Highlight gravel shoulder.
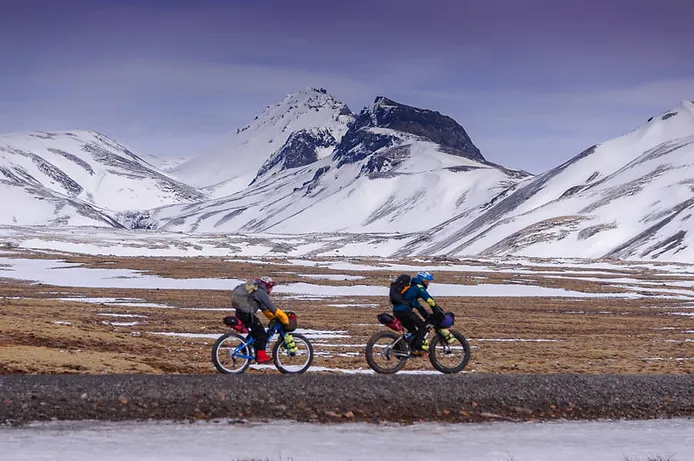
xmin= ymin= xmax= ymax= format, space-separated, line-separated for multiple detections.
xmin=2 ymin=374 xmax=694 ymax=425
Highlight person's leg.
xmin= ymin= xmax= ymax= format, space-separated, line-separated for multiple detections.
xmin=412 ymin=318 xmax=427 ymax=352
xmin=236 ymin=311 xmax=268 ymax=351
xmin=394 ymin=310 xmax=425 ymax=350
xmin=249 ymin=314 xmax=268 ymax=351
xmin=237 ymin=311 xmax=271 ymax=362
xmin=235 ymin=311 xmax=252 ymax=330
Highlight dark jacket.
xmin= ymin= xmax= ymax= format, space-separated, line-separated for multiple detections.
xmin=231 ymin=282 xmax=279 ymax=314
xmin=392 ymin=276 xmax=437 ymax=318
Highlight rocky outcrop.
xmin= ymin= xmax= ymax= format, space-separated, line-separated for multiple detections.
xmin=252 ymin=128 xmax=338 ymax=183
xmin=333 ymin=97 xmax=483 ymax=168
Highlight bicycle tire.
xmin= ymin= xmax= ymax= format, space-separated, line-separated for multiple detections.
xmin=365 ymin=330 xmax=409 ymax=374
xmin=428 ymin=329 xmax=471 ymax=374
xmin=211 ymin=332 xmax=252 ymax=374
xmin=272 ymin=333 xmax=313 ymax=374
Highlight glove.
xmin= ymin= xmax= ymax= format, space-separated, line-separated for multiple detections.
xmin=273 ymin=308 xmax=290 ymax=326
xmin=262 ymin=309 xmax=274 ymax=320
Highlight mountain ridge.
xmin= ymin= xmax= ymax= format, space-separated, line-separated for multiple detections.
xmin=405 ymin=101 xmax=694 ymax=260
xmin=1 ymin=90 xmax=693 ymax=262
xmin=169 ymin=87 xmax=354 ymax=198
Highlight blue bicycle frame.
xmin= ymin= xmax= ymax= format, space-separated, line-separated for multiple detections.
xmin=231 ymin=321 xmax=288 ymax=361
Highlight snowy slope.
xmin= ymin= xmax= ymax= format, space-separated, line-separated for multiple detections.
xmin=137 ymin=153 xmax=189 ymax=172
xmin=0 ymin=182 xmax=123 ymax=227
xmin=0 ymin=130 xmax=204 ymax=226
xmin=411 ymin=101 xmax=694 ymax=260
xmin=149 ymin=98 xmax=528 ymax=234
xmin=169 ymin=87 xmax=354 ymax=198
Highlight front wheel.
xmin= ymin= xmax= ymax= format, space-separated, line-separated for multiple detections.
xmin=211 ymin=333 xmax=251 ymax=374
xmin=273 ymin=333 xmax=313 ymax=374
xmin=365 ymin=331 xmax=409 ymax=374
xmin=428 ymin=329 xmax=471 ymax=374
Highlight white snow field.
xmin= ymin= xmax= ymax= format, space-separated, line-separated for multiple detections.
xmin=1 ymin=419 xmax=693 ymax=461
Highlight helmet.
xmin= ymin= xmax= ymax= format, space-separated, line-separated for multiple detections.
xmin=256 ymin=276 xmax=277 ymax=292
xmin=416 ymin=271 xmax=434 ymax=283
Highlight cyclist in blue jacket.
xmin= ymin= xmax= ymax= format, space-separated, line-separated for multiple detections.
xmin=392 ymin=271 xmax=438 ymax=356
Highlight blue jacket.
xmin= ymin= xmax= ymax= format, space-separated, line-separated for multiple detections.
xmin=392 ymin=277 xmax=437 ymax=318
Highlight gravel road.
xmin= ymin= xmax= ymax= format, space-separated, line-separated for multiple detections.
xmin=2 ymin=374 xmax=693 ymax=425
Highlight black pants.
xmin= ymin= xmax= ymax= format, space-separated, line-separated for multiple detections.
xmin=235 ymin=311 xmax=268 ymax=351
xmin=394 ymin=310 xmax=426 ymax=350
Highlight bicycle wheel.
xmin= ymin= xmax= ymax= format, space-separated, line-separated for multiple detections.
xmin=365 ymin=331 xmax=409 ymax=374
xmin=272 ymin=333 xmax=313 ymax=374
xmin=428 ymin=329 xmax=471 ymax=374
xmin=211 ymin=332 xmax=251 ymax=374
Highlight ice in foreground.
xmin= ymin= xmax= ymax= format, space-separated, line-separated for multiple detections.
xmin=1 ymin=419 xmax=693 ymax=461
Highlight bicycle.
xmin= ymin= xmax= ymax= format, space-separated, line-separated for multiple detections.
xmin=365 ymin=312 xmax=471 ymax=374
xmin=211 ymin=314 xmax=314 ymax=374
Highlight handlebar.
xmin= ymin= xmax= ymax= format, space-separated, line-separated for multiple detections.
xmin=267 ymin=319 xmax=289 ymax=334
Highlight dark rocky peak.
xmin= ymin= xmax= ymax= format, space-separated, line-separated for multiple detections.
xmin=332 ymin=96 xmax=484 ymax=168
xmin=357 ymin=96 xmax=484 ymax=162
xmin=252 ymin=128 xmax=337 ymax=184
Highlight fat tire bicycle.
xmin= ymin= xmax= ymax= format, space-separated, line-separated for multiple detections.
xmin=365 ymin=313 xmax=471 ymax=374
xmin=212 ymin=317 xmax=314 ymax=374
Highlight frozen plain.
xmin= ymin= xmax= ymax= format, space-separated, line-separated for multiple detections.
xmin=1 ymin=418 xmax=693 ymax=461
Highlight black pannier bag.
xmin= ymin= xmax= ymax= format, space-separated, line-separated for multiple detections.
xmin=377 ymin=312 xmax=403 ymax=331
xmin=223 ymin=315 xmax=249 ymax=333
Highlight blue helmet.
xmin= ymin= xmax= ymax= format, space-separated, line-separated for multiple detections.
xmin=416 ymin=271 xmax=434 ymax=282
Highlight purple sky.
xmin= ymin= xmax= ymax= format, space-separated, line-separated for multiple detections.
xmin=1 ymin=0 xmax=693 ymax=173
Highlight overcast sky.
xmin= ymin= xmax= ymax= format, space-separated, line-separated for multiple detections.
xmin=1 ymin=0 xmax=692 ymax=173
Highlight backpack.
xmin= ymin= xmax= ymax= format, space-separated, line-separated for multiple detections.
xmin=230 ymin=282 xmax=258 ymax=312
xmin=389 ymin=274 xmax=411 ymax=305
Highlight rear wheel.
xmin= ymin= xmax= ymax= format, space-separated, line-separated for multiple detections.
xmin=365 ymin=331 xmax=409 ymax=374
xmin=211 ymin=333 xmax=251 ymax=374
xmin=273 ymin=333 xmax=313 ymax=374
xmin=428 ymin=329 xmax=471 ymax=374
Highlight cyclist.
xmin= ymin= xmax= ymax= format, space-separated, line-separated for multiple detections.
xmin=231 ymin=276 xmax=290 ymax=363
xmin=392 ymin=271 xmax=439 ymax=356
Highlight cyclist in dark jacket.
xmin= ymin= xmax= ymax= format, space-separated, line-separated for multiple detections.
xmin=392 ymin=271 xmax=437 ymax=355
xmin=231 ymin=276 xmax=290 ymax=363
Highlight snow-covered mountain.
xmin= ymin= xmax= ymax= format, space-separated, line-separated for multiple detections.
xmin=148 ymin=96 xmax=528 ymax=233
xmin=3 ymin=88 xmax=693 ymax=263
xmin=0 ymin=131 xmax=204 ymax=227
xmin=169 ymin=87 xmax=355 ymax=198
xmin=405 ymin=100 xmax=694 ymax=261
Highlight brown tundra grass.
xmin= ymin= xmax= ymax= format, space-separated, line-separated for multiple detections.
xmin=1 ymin=250 xmax=692 ymax=375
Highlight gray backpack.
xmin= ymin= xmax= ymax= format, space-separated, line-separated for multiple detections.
xmin=231 ymin=282 xmax=258 ymax=313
